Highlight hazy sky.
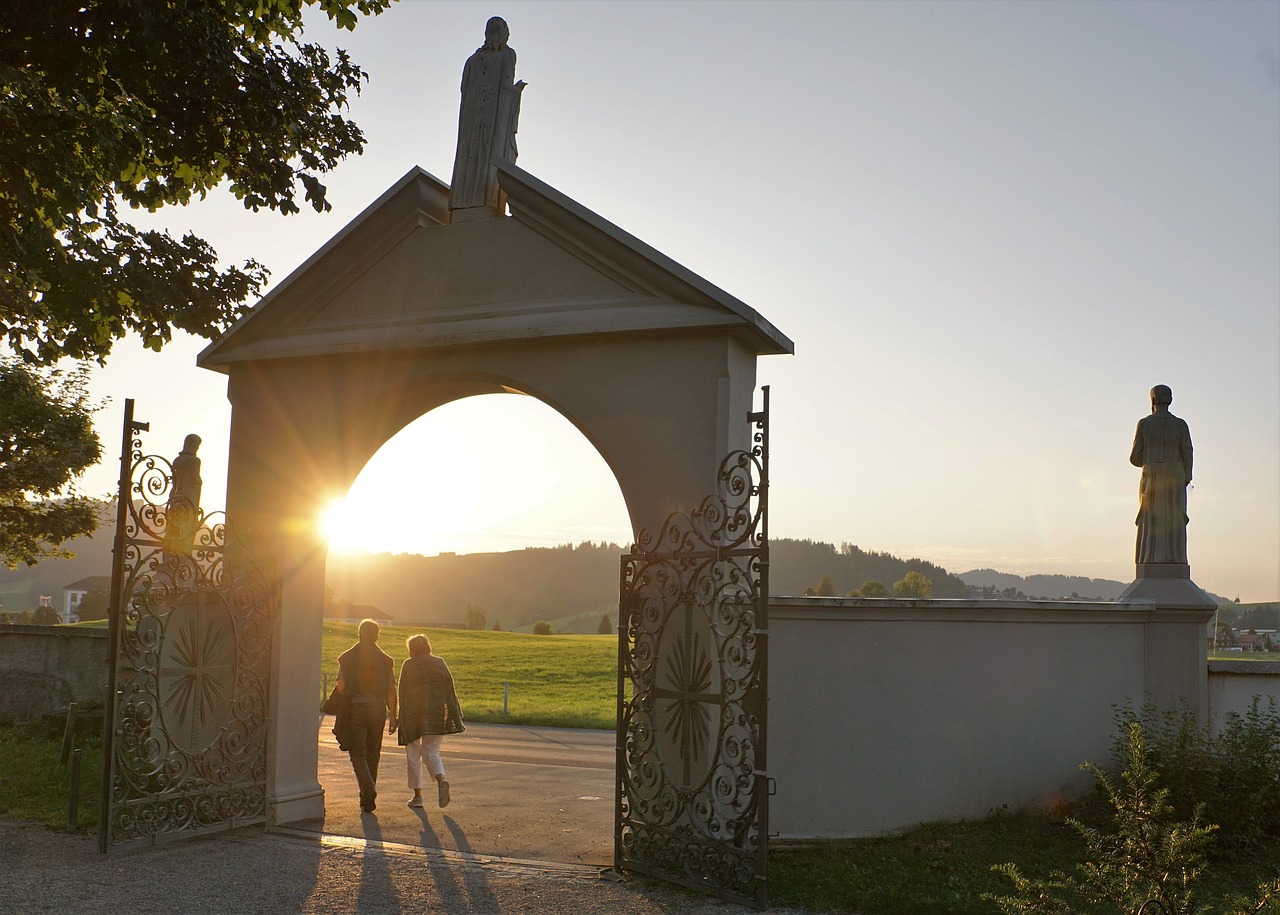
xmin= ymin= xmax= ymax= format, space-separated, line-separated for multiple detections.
xmin=78 ymin=1 xmax=1279 ymax=600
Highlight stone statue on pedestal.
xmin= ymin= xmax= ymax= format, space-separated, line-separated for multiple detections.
xmin=165 ymin=434 xmax=203 ymax=554
xmin=1129 ymin=385 xmax=1193 ymax=567
xmin=450 ymin=17 xmax=526 ymax=213
xmin=1118 ymin=385 xmax=1213 ymax=611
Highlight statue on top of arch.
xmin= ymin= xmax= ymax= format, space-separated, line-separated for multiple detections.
xmin=449 ymin=16 xmax=526 ymax=214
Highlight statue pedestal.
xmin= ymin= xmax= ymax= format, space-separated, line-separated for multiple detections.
xmin=1120 ymin=565 xmax=1215 ymax=722
xmin=450 ymin=204 xmax=502 ymax=223
xmin=1120 ymin=564 xmax=1215 ymax=610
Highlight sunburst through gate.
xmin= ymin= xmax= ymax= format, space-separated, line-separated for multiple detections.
xmin=99 ymin=400 xmax=275 ymax=852
xmin=615 ymin=387 xmax=770 ymax=909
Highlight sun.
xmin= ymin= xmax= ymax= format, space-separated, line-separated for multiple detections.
xmin=320 ymin=499 xmax=362 ymax=552
xmin=315 ymin=394 xmax=632 ymax=557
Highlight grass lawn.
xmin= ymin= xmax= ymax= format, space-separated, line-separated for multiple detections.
xmin=322 ymin=623 xmax=617 ymax=730
xmin=768 ymin=811 xmax=1280 ymax=914
xmin=0 ymin=720 xmax=101 ymax=832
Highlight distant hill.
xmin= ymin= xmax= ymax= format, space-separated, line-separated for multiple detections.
xmin=328 ymin=537 xmax=971 ymax=629
xmin=768 ymin=539 xmax=970 ymax=599
xmin=326 ymin=543 xmax=623 ymax=631
xmin=958 ymin=569 xmax=1130 ymax=600
xmin=958 ymin=568 xmax=1231 ymax=605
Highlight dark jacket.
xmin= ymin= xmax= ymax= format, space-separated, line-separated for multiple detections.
xmin=333 ymin=641 xmax=395 ymax=749
xmin=397 ymin=654 xmax=464 ymax=745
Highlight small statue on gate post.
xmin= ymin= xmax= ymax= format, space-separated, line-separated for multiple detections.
xmin=164 ymin=434 xmax=203 ymax=555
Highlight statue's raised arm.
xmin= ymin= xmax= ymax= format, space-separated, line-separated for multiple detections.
xmin=450 ymin=17 xmax=526 ymax=213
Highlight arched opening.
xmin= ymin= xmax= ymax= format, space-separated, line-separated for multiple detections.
xmin=314 ymin=392 xmax=630 ymax=864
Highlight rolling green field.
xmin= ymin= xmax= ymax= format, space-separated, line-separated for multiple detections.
xmin=321 ymin=623 xmax=618 ymax=730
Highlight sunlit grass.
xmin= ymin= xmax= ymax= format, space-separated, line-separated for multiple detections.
xmin=321 ymin=623 xmax=617 ymax=729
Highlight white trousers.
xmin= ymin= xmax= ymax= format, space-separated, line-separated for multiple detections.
xmin=406 ymin=735 xmax=445 ymax=788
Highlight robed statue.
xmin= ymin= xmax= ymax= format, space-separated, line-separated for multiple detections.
xmin=1129 ymin=385 xmax=1193 ymax=565
xmin=164 ymin=434 xmax=203 ymax=554
xmin=450 ymin=17 xmax=525 ymax=212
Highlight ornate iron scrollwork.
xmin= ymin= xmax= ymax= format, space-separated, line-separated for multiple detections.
xmin=616 ymin=389 xmax=770 ymax=908
xmin=100 ymin=401 xmax=273 ymax=852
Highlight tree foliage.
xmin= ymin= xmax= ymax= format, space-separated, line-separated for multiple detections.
xmin=463 ymin=603 xmax=486 ymax=631
xmin=597 ymin=613 xmax=613 ymax=635
xmin=532 ymin=620 xmax=552 ymax=636
xmin=1 ymin=0 xmax=392 ymax=365
xmin=851 ymin=580 xmax=888 ymax=598
xmin=893 ymin=571 xmax=933 ymax=598
xmin=31 ymin=604 xmax=59 ymax=625
xmin=0 ymin=359 xmax=102 ymax=566
xmin=990 ymin=722 xmax=1219 ymax=915
xmin=74 ymin=589 xmax=110 ymax=622
xmin=803 ymin=573 xmax=837 ymax=597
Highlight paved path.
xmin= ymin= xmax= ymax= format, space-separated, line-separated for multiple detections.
xmin=314 ymin=719 xmax=615 ymax=865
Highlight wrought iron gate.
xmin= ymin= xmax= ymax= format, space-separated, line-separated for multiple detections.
xmin=99 ymin=400 xmax=274 ymax=852
xmin=616 ymin=388 xmax=770 ymax=908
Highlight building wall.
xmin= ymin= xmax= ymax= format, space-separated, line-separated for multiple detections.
xmin=767 ymin=597 xmax=1216 ymax=838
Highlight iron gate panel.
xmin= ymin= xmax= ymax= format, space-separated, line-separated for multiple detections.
xmin=616 ymin=390 xmax=770 ymax=908
xmin=100 ymin=402 xmax=273 ymax=852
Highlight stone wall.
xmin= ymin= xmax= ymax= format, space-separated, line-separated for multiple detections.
xmin=0 ymin=625 xmax=108 ymax=721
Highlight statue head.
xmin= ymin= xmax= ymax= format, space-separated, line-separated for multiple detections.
xmin=483 ymin=16 xmax=509 ymax=51
xmin=182 ymin=434 xmax=202 ymax=454
xmin=1150 ymin=385 xmax=1173 ymax=411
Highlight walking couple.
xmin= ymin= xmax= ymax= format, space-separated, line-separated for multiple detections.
xmin=334 ymin=620 xmax=465 ymax=812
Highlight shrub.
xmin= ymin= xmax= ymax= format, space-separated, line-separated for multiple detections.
xmin=532 ymin=620 xmax=552 ymax=635
xmin=1114 ymin=697 xmax=1280 ymax=857
xmin=990 ymin=721 xmax=1217 ymax=915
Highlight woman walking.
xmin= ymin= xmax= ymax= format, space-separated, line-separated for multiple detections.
xmin=397 ymin=634 xmax=465 ymax=808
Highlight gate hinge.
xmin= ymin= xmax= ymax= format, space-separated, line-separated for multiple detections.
xmin=767 ymin=777 xmax=777 ymax=797
xmin=754 ymin=627 xmax=767 ymax=636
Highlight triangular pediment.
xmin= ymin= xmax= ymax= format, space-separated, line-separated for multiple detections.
xmin=198 ymin=163 xmax=792 ymax=369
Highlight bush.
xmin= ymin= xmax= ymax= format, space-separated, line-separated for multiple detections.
xmin=1114 ymin=697 xmax=1280 ymax=857
xmin=990 ymin=722 xmax=1253 ymax=915
xmin=532 ymin=620 xmax=552 ymax=635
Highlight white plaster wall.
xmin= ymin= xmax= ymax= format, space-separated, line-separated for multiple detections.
xmin=1207 ymin=660 xmax=1280 ymax=735
xmin=768 ymin=598 xmax=1212 ymax=838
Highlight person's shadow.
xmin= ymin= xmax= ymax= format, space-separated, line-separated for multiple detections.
xmin=409 ymin=808 xmax=498 ymax=910
xmin=355 ymin=814 xmax=403 ymax=911
xmin=446 ymin=816 xmax=501 ymax=910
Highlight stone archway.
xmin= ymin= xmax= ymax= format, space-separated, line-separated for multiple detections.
xmin=197 ymin=161 xmax=791 ymax=828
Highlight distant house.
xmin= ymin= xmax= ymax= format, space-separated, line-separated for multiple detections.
xmin=1236 ymin=630 xmax=1277 ymax=653
xmin=1208 ymin=621 xmax=1238 ymax=650
xmin=323 ymin=601 xmax=393 ymax=625
xmin=62 ymin=575 xmax=112 ymax=624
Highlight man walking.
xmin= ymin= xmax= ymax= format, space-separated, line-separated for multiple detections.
xmin=336 ymin=619 xmax=398 ymax=813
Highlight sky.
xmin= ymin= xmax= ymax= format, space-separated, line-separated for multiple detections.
xmin=76 ymin=1 xmax=1279 ymax=601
